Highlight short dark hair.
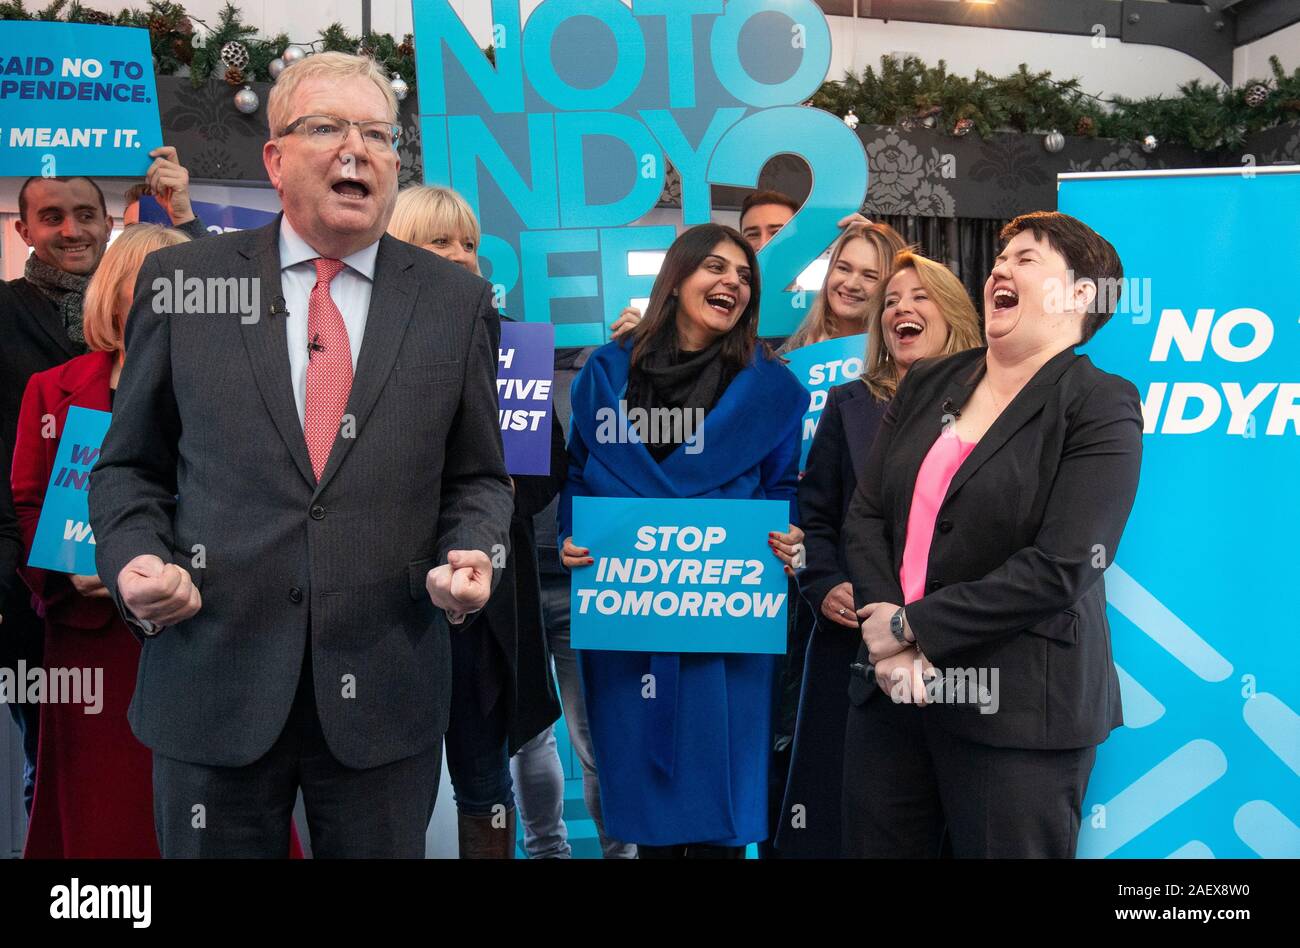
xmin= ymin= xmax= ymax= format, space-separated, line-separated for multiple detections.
xmin=122 ymin=182 xmax=150 ymax=207
xmin=998 ymin=211 xmax=1123 ymax=343
xmin=740 ymin=189 xmax=799 ymax=225
xmin=17 ymin=175 xmax=107 ymax=222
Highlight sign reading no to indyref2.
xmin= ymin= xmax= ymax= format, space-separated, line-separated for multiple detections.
xmin=570 ymin=496 xmax=789 ymax=654
xmin=414 ymin=0 xmax=869 ymax=345
xmin=0 ymin=21 xmax=163 ymax=176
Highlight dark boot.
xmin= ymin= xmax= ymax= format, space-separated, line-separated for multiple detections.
xmin=457 ymin=807 xmax=517 ymax=859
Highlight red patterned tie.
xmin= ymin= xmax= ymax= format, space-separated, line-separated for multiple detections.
xmin=304 ymin=257 xmax=352 ymax=480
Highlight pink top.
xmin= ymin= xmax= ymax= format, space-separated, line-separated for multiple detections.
xmin=899 ymin=433 xmax=977 ymax=605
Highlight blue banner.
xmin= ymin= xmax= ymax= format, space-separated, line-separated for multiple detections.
xmin=138 ymin=195 xmax=278 ymax=233
xmin=413 ymin=0 xmax=868 ymax=344
xmin=498 ymin=321 xmax=555 ymax=474
xmin=27 ymin=406 xmax=112 ymax=576
xmin=1060 ymin=168 xmax=1300 ymax=858
xmin=570 ymin=496 xmax=788 ymax=653
xmin=782 ymin=333 xmax=866 ymax=471
xmin=0 ymin=21 xmax=163 ymax=177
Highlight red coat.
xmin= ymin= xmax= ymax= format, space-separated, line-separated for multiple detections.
xmin=13 ymin=352 xmax=306 ymax=859
xmin=10 ymin=352 xmax=159 ymax=858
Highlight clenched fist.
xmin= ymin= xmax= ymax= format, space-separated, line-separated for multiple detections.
xmin=118 ymin=554 xmax=202 ymax=628
xmin=425 ymin=549 xmax=493 ymax=625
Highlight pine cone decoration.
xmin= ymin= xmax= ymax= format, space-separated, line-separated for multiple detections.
xmin=1245 ymin=83 xmax=1270 ymax=108
xmin=397 ymin=35 xmax=414 ymax=58
xmin=176 ymin=17 xmax=194 ymax=37
xmin=1075 ymin=115 xmax=1096 ymax=136
xmin=171 ymin=36 xmax=194 ymax=66
xmin=224 ymin=67 xmax=245 ymax=87
xmin=81 ymin=10 xmax=113 ymax=26
xmin=147 ymin=14 xmax=168 ymax=37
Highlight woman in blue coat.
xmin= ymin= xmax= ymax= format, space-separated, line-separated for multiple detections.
xmin=558 ymin=223 xmax=806 ymax=856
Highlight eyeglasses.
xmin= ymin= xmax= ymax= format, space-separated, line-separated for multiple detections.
xmin=280 ymin=114 xmax=402 ymax=152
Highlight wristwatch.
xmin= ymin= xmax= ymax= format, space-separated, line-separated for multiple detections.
xmin=890 ymin=606 xmax=908 ymax=645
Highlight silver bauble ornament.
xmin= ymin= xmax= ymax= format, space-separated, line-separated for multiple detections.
xmin=1043 ymin=129 xmax=1065 ymax=153
xmin=281 ymin=45 xmax=308 ymax=65
xmin=234 ymin=85 xmax=260 ymax=115
xmin=1141 ymin=134 xmax=1158 ymax=153
xmin=390 ymin=75 xmax=409 ymax=102
xmin=268 ymin=57 xmax=286 ymax=80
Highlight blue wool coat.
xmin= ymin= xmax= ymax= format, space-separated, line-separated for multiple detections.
xmin=558 ymin=339 xmax=806 ymax=846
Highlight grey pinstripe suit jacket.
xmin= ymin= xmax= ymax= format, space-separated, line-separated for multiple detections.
xmin=89 ymin=216 xmax=514 ymax=769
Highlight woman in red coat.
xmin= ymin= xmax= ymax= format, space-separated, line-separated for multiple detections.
xmin=12 ymin=224 xmax=188 ymax=857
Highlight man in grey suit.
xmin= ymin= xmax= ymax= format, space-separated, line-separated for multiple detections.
xmin=88 ymin=52 xmax=514 ymax=857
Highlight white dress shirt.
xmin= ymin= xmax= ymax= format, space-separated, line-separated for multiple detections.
xmin=278 ymin=216 xmax=380 ymax=428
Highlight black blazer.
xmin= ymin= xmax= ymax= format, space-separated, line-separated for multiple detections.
xmin=799 ymin=380 xmax=889 ymax=613
xmin=844 ymin=346 xmax=1143 ymax=751
xmin=0 ymin=436 xmax=20 ymax=609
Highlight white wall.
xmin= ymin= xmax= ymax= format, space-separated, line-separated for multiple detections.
xmin=825 ymin=15 xmax=1224 ymax=100
xmin=1234 ymin=19 xmax=1300 ymax=85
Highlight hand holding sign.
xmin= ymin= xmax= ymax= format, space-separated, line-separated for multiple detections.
xmin=425 ymin=549 xmax=493 ymax=624
xmin=118 ymin=554 xmax=201 ymax=627
xmin=767 ymin=523 xmax=805 ymax=577
xmin=560 ymin=536 xmax=593 ymax=569
xmin=70 ymin=573 xmax=109 ymax=599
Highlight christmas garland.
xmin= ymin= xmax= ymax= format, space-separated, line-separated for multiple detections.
xmin=3 ymin=1 xmax=1298 ymax=150
xmin=813 ymin=54 xmax=1300 ymax=151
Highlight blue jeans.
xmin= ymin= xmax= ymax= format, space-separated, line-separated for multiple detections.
xmin=512 ymin=550 xmax=636 ymax=859
xmin=510 ymin=724 xmax=570 ymax=858
xmin=444 ymin=620 xmax=513 ymax=816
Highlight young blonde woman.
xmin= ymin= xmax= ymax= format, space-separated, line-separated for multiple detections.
xmin=777 ymin=250 xmax=984 ymax=857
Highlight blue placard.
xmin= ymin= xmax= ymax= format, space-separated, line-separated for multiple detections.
xmin=782 ymin=333 xmax=866 ymax=471
xmin=570 ymin=496 xmax=788 ymax=654
xmin=0 ymin=21 xmax=163 ymax=177
xmin=498 ymin=321 xmax=555 ymax=474
xmin=139 ymin=195 xmax=278 ymax=233
xmin=1059 ymin=169 xmax=1300 ymax=858
xmin=27 ymin=406 xmax=112 ymax=576
xmin=413 ymin=0 xmax=868 ymax=343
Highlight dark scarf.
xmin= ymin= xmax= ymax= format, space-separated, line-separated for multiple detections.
xmin=24 ymin=254 xmax=89 ymax=348
xmin=626 ymin=337 xmax=736 ymax=462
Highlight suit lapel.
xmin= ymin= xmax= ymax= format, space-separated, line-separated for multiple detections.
xmin=237 ymin=217 xmax=317 ymax=489
xmin=311 ymin=234 xmax=417 ymax=498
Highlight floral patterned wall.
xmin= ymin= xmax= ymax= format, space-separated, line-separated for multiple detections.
xmin=156 ymin=78 xmax=1300 ymax=219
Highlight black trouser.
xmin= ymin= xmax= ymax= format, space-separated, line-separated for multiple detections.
xmin=1 ymin=595 xmax=43 ymax=815
xmin=152 ymin=636 xmax=442 ymax=858
xmin=842 ymin=694 xmax=1097 ymax=858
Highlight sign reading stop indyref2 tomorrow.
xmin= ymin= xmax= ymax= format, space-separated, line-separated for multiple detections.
xmin=413 ymin=0 xmax=869 ymax=345
xmin=0 ymin=21 xmax=163 ymax=176
xmin=570 ymin=496 xmax=789 ymax=654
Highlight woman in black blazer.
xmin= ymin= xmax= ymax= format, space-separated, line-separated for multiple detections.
xmin=842 ymin=212 xmax=1144 ymax=858
xmin=776 ymin=252 xmax=982 ymax=857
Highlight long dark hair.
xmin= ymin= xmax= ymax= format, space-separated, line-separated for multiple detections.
xmin=627 ymin=223 xmax=765 ymax=374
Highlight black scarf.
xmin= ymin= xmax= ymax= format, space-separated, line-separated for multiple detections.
xmin=24 ymin=254 xmax=89 ymax=348
xmin=626 ymin=337 xmax=735 ymax=462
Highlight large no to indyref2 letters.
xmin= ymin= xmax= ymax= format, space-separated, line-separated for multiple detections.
xmin=414 ymin=0 xmax=869 ymax=344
